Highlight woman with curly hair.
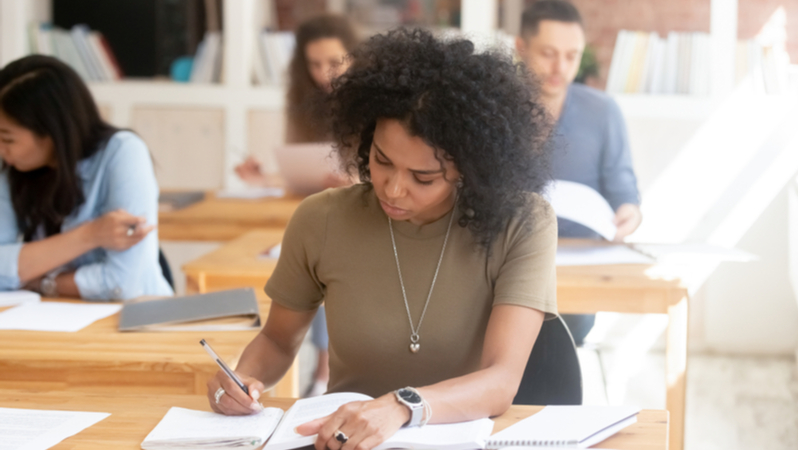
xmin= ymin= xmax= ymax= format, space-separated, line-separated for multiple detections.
xmin=208 ymin=28 xmax=556 ymax=449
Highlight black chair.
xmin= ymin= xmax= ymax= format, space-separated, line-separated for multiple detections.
xmin=158 ymin=248 xmax=174 ymax=290
xmin=513 ymin=314 xmax=583 ymax=405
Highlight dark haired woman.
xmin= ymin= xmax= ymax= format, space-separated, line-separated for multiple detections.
xmin=208 ymin=29 xmax=556 ymax=450
xmin=0 ymin=55 xmax=173 ymax=300
xmin=235 ymin=13 xmax=359 ymax=185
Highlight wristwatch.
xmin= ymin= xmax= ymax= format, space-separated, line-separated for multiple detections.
xmin=394 ymin=387 xmax=424 ymax=427
xmin=39 ymin=269 xmax=63 ymax=298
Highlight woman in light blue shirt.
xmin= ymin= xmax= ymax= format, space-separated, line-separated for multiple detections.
xmin=0 ymin=55 xmax=173 ymax=300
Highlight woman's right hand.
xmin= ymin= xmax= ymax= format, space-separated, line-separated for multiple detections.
xmin=207 ymin=369 xmax=265 ymax=415
xmin=89 ymin=209 xmax=154 ymax=251
xmin=235 ymin=156 xmax=267 ymax=186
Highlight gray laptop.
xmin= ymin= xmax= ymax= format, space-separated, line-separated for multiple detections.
xmin=119 ymin=288 xmax=261 ymax=331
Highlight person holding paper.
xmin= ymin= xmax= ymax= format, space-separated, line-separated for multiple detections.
xmin=516 ymin=1 xmax=642 ymax=344
xmin=516 ymin=0 xmax=642 ymax=242
xmin=207 ymin=28 xmax=557 ymax=450
xmin=0 ymin=55 xmax=173 ymax=300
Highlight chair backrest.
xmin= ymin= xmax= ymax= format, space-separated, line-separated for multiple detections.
xmin=513 ymin=314 xmax=583 ymax=405
xmin=158 ymin=248 xmax=175 ymax=290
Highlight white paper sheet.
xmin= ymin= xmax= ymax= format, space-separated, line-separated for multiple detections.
xmin=0 ymin=407 xmax=109 ymax=450
xmin=545 ymin=180 xmax=617 ymax=241
xmin=633 ymin=243 xmax=758 ymax=263
xmin=0 ymin=290 xmax=41 ymax=307
xmin=0 ymin=302 xmax=121 ymax=332
xmin=216 ymin=187 xmax=285 ymax=199
xmin=556 ymin=246 xmax=654 ymax=266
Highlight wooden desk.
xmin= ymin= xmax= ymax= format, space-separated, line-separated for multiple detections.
xmin=0 ymin=390 xmax=669 ymax=450
xmin=183 ymin=233 xmax=688 ymax=450
xmin=158 ymin=193 xmax=302 ymax=241
xmin=0 ymin=297 xmax=297 ymax=398
xmin=556 ymin=239 xmax=689 ymax=450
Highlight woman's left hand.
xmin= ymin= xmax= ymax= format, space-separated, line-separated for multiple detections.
xmin=296 ymin=394 xmax=410 ymax=450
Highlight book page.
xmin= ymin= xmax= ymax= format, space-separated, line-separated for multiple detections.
xmin=0 ymin=302 xmax=120 ymax=332
xmin=375 ymin=418 xmax=494 ymax=450
xmin=266 ymin=393 xmax=372 ymax=450
xmin=142 ymin=406 xmax=283 ymax=446
xmin=0 ymin=407 xmax=109 ymax=450
xmin=545 ymin=180 xmax=617 ymax=241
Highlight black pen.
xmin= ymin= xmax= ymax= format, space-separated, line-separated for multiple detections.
xmin=200 ymin=338 xmax=249 ymax=395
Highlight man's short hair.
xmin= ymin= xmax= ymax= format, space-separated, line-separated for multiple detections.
xmin=520 ymin=1 xmax=583 ymax=38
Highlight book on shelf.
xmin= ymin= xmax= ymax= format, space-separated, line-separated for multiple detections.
xmin=606 ymin=29 xmax=712 ymax=96
xmin=255 ymin=31 xmax=296 ymax=85
xmin=735 ymin=39 xmax=792 ymax=95
xmin=28 ymin=23 xmax=121 ymax=82
xmin=142 ymin=392 xmax=494 ymax=450
xmin=190 ymin=31 xmax=223 ymax=84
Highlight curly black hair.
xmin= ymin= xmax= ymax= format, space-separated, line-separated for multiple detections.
xmin=330 ymin=28 xmax=552 ymax=249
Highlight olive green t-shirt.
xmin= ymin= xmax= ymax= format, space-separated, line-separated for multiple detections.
xmin=265 ymin=185 xmax=557 ymax=398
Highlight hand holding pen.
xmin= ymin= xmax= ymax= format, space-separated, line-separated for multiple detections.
xmin=90 ymin=209 xmax=154 ymax=251
xmin=202 ymin=339 xmax=266 ymax=415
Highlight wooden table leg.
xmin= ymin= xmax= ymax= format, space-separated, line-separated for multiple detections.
xmin=666 ymin=296 xmax=688 ymax=450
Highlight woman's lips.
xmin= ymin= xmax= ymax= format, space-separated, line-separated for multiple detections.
xmin=380 ymin=199 xmax=408 ymax=216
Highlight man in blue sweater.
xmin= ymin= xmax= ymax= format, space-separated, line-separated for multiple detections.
xmin=516 ymin=1 xmax=642 ymax=344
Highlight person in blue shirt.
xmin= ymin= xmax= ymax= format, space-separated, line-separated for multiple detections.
xmin=515 ymin=1 xmax=642 ymax=344
xmin=0 ymin=55 xmax=173 ymax=300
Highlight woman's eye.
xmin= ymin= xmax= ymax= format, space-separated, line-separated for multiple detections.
xmin=375 ymin=156 xmax=391 ymax=165
xmin=414 ymin=177 xmax=434 ymax=186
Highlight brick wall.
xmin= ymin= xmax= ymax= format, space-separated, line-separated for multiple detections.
xmin=738 ymin=0 xmax=797 ymax=64
xmin=523 ymin=0 xmax=797 ymax=89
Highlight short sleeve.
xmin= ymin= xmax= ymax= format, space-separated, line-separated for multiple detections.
xmin=264 ymin=192 xmax=331 ymax=311
xmin=492 ymin=194 xmax=558 ymax=318
xmin=600 ymin=99 xmax=640 ymax=211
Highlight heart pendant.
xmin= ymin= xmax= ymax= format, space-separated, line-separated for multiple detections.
xmin=409 ymin=342 xmax=420 ymax=353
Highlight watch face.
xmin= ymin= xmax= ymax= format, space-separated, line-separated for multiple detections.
xmin=399 ymin=388 xmax=421 ymax=404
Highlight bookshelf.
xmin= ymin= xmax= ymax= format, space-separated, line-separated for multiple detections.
xmin=0 ymin=0 xmax=280 ymax=191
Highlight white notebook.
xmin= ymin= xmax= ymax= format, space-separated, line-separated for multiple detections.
xmin=142 ymin=393 xmax=494 ymax=450
xmin=485 ymin=405 xmax=640 ymax=449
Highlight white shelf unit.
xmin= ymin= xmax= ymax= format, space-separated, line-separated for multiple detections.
xmin=0 ymin=0 xmax=282 ymax=190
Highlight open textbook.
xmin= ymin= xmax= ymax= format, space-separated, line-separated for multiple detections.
xmin=143 ymin=394 xmax=640 ymax=450
xmin=142 ymin=392 xmax=494 ymax=450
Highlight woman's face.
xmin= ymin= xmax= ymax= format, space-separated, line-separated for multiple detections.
xmin=370 ymin=118 xmax=460 ymax=226
xmin=0 ymin=109 xmax=54 ymax=171
xmin=305 ymin=37 xmax=350 ymax=93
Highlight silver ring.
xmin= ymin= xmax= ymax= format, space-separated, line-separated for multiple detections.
xmin=334 ymin=430 xmax=349 ymax=444
xmin=214 ymin=387 xmax=226 ymax=404
xmin=126 ymin=227 xmax=134 ymax=237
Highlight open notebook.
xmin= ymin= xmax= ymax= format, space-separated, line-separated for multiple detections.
xmin=486 ymin=405 xmax=640 ymax=448
xmin=142 ymin=392 xmax=493 ymax=450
